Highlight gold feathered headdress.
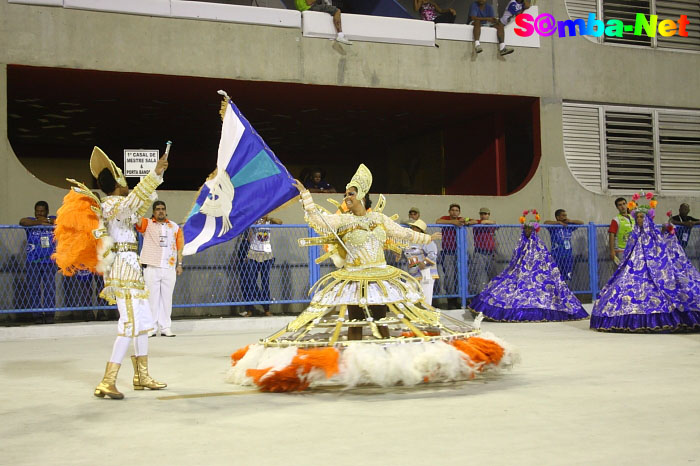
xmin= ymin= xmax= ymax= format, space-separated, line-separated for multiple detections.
xmin=90 ymin=146 xmax=127 ymax=188
xmin=346 ymin=164 xmax=372 ymax=200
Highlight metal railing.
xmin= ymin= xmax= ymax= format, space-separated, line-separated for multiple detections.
xmin=1 ymin=223 xmax=699 ymax=317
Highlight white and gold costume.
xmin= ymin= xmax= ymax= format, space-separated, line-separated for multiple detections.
xmin=99 ymin=171 xmax=162 ymax=336
xmin=53 ymin=146 xmax=166 ymax=399
xmin=226 ymin=164 xmax=518 ymax=392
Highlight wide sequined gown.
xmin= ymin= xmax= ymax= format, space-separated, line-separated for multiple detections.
xmin=265 ymin=191 xmax=448 ymax=344
xmin=470 ymin=229 xmax=588 ymax=322
xmin=591 ymin=216 xmax=700 ymax=332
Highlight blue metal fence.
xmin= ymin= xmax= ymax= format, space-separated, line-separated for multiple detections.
xmin=1 ymin=223 xmax=699 ymax=317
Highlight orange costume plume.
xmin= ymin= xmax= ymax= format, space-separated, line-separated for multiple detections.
xmin=52 ymin=181 xmax=115 ymax=276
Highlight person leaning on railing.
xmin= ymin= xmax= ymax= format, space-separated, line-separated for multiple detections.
xmin=544 ymin=209 xmax=583 ymax=282
xmin=19 ymin=201 xmax=57 ymax=324
xmin=436 ymin=203 xmax=467 ymax=309
xmin=670 ymin=203 xmax=700 ymax=251
xmin=467 ymin=207 xmax=497 ymax=294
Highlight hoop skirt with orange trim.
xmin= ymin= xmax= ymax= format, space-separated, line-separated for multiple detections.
xmin=225 ymin=205 xmax=519 ymax=392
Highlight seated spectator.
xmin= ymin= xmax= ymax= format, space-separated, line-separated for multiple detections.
xmin=296 ymin=0 xmax=352 ymax=45
xmin=304 ymin=169 xmax=337 ymax=193
xmin=469 ymin=0 xmax=513 ymax=56
xmin=414 ymin=0 xmax=455 ymax=23
xmin=19 ymin=201 xmax=57 ymax=324
xmin=670 ymin=203 xmax=700 ymax=250
xmin=544 ymin=209 xmax=583 ymax=282
xmin=500 ymin=0 xmax=529 ymax=25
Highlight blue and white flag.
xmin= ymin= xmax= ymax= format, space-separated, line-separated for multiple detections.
xmin=182 ymin=100 xmax=298 ymax=255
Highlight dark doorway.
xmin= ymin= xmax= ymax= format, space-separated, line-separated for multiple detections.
xmin=7 ymin=65 xmax=539 ymax=195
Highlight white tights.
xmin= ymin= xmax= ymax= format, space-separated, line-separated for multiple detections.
xmin=108 ymin=334 xmax=149 ymax=363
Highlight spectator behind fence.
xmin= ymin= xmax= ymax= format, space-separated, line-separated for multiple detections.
xmin=402 ymin=206 xmax=421 ymax=226
xmin=436 ymin=203 xmax=468 ymax=309
xmin=304 ymin=169 xmax=337 ymax=193
xmin=545 ymin=209 xmax=583 ymax=282
xmin=500 ymin=0 xmax=530 ymax=25
xmin=469 ymin=0 xmax=513 ymax=56
xmin=608 ymin=197 xmax=634 ymax=265
xmin=241 ymin=214 xmax=282 ymax=317
xmin=296 ymin=0 xmax=352 ymax=45
xmin=404 ymin=219 xmax=439 ymax=304
xmin=19 ymin=201 xmax=57 ymax=324
xmin=136 ymin=201 xmax=184 ymax=337
xmin=414 ymin=0 xmax=455 ymax=23
xmin=670 ymin=203 xmax=700 ymax=250
xmin=468 ymin=207 xmax=497 ymax=294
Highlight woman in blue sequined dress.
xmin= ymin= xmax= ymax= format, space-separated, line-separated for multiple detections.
xmin=590 ymin=205 xmax=700 ymax=333
xmin=470 ymin=213 xmax=588 ymax=322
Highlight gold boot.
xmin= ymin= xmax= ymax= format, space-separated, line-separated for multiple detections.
xmin=131 ymin=355 xmax=167 ymax=390
xmin=94 ymin=362 xmax=124 ymax=399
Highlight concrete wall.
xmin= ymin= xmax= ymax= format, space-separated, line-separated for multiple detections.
xmin=1 ymin=0 xmax=699 ymax=227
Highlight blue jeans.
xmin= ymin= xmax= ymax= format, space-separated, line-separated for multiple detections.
xmin=242 ymin=259 xmax=274 ymax=309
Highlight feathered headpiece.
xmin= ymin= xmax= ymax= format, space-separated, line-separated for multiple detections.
xmin=346 ymin=164 xmax=372 ymax=200
xmin=90 ymin=146 xmax=127 ymax=188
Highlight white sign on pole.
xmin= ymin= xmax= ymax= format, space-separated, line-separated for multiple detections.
xmin=124 ymin=149 xmax=159 ymax=178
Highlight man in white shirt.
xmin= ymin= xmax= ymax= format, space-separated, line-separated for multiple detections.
xmin=137 ymin=201 xmax=183 ymax=337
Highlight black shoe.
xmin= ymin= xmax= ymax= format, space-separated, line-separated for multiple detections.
xmin=499 ymin=46 xmax=514 ymax=56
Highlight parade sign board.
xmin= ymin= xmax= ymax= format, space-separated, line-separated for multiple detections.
xmin=124 ymin=149 xmax=159 ymax=177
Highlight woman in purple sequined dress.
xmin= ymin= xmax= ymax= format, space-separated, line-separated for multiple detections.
xmin=590 ymin=203 xmax=700 ymax=333
xmin=470 ymin=210 xmax=588 ymax=322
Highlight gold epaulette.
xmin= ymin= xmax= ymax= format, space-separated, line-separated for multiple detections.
xmin=326 ymin=198 xmax=342 ymax=210
xmin=315 ymin=249 xmax=337 ymax=264
xmin=375 ymin=194 xmax=386 ymax=213
xmin=297 ymin=235 xmax=336 ymax=247
xmin=389 ymin=214 xmax=399 ymax=221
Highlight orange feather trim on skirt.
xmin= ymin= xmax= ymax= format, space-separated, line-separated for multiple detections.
xmin=231 ymin=345 xmax=250 ymax=364
xmin=246 ymin=347 xmax=341 ymax=392
xmin=451 ymin=337 xmax=504 ymax=369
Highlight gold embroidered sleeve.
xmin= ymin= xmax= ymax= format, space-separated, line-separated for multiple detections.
xmin=382 ymin=214 xmax=431 ymax=245
xmin=104 ymin=171 xmax=163 ymax=221
xmin=300 ymin=190 xmax=343 ymax=234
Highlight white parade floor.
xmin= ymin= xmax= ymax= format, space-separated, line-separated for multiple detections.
xmin=1 ymin=309 xmax=699 ymax=466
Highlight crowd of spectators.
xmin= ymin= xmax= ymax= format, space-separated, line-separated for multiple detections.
xmin=294 ymin=0 xmax=531 ymax=57
xmin=6 ymin=194 xmax=699 ymax=323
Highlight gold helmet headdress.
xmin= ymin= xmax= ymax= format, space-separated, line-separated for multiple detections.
xmin=346 ymin=164 xmax=372 ymax=200
xmin=90 ymin=146 xmax=127 ymax=188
